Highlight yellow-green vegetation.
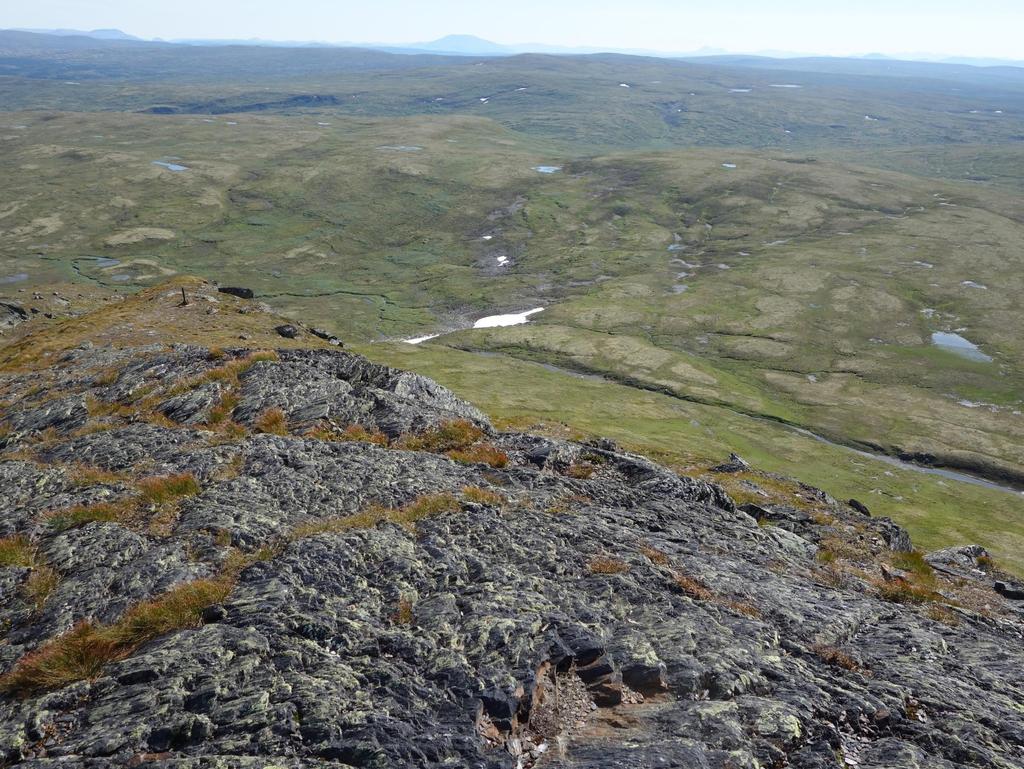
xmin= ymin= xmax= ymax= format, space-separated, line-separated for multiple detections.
xmin=138 ymin=473 xmax=201 ymax=505
xmin=0 ymin=577 xmax=231 ymax=696
xmin=0 ymin=535 xmax=36 ymax=567
xmin=461 ymin=485 xmax=507 ymax=507
xmin=46 ymin=501 xmax=129 ymax=532
xmin=0 ymin=535 xmax=60 ymax=611
xmin=290 ymin=492 xmax=462 ymax=539
xmin=23 ymin=567 xmax=61 ymax=613
xmin=367 ymin=342 xmax=1024 ymax=576
xmin=45 ymin=473 xmax=201 ymax=534
xmin=396 ymin=420 xmax=484 ymax=453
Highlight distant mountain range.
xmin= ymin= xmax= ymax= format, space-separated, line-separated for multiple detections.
xmin=6 ymin=29 xmax=1024 ymax=68
xmin=13 ymin=27 xmax=141 ymax=41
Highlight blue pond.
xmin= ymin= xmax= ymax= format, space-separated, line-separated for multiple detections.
xmin=152 ymin=160 xmax=189 ymax=172
xmin=931 ymin=332 xmax=992 ymax=362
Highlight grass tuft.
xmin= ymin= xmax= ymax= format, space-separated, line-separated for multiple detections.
xmin=138 ymin=473 xmax=201 ymax=505
xmin=461 ymin=485 xmax=506 ymax=507
xmin=254 ymin=408 xmax=288 ymax=436
xmin=639 ymin=544 xmax=671 ymax=565
xmin=811 ymin=644 xmax=861 ymax=672
xmin=565 ymin=462 xmax=596 ymax=480
xmin=397 ymin=419 xmax=484 ymax=452
xmin=0 ymin=577 xmax=232 ymax=696
xmin=46 ymin=501 xmax=130 ymax=531
xmin=587 ymin=555 xmax=630 ymax=575
xmin=24 ymin=566 xmax=60 ymax=612
xmin=447 ymin=443 xmax=508 ymax=468
xmin=672 ymin=571 xmax=714 ymax=601
xmin=0 ymin=535 xmax=36 ymax=567
xmin=291 ymin=492 xmax=461 ymax=539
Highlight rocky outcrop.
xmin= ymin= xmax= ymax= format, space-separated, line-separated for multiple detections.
xmin=0 ymin=345 xmax=1022 ymax=768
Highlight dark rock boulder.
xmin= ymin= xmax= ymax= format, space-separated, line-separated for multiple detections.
xmin=274 ymin=324 xmax=299 ymax=339
xmin=217 ymin=286 xmax=255 ymax=300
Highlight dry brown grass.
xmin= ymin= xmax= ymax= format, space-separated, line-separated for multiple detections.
xmin=672 ymin=571 xmax=715 ymax=601
xmin=64 ymin=464 xmax=126 ymax=487
xmin=304 ymin=423 xmax=390 ymax=446
xmin=205 ymin=392 xmax=240 ymax=427
xmin=397 ymin=419 xmax=483 ymax=452
xmin=0 ymin=576 xmax=231 ymax=696
xmin=137 ymin=473 xmax=201 ymax=506
xmin=393 ymin=597 xmax=414 ymax=626
xmin=254 ymin=408 xmax=288 ymax=436
xmin=0 ymin=535 xmax=36 ymax=567
xmin=290 ymin=492 xmax=462 ymax=539
xmin=565 ymin=462 xmax=596 ymax=480
xmin=639 ymin=544 xmax=671 ymax=566
xmin=926 ymin=604 xmax=961 ymax=627
xmin=722 ymin=599 xmax=762 ymax=619
xmin=811 ymin=644 xmax=861 ymax=672
xmin=447 ymin=443 xmax=508 ymax=468
xmin=23 ymin=566 xmax=60 ymax=612
xmin=873 ymin=578 xmax=940 ymax=605
xmin=461 ymin=485 xmax=506 ymax=507
xmin=587 ymin=555 xmax=630 ymax=575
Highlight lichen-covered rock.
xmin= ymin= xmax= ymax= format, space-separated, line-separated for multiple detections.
xmin=0 ymin=345 xmax=1022 ymax=768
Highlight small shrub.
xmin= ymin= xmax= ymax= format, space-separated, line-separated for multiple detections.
xmin=462 ymin=486 xmax=506 ymax=507
xmin=254 ymin=408 xmax=288 ymax=436
xmin=206 ymin=347 xmax=226 ymax=361
xmin=565 ymin=462 xmax=596 ymax=480
xmin=811 ymin=644 xmax=860 ymax=671
xmin=587 ymin=555 xmax=630 ymax=575
xmin=639 ymin=544 xmax=670 ymax=566
xmin=447 ymin=443 xmax=508 ymax=468
xmin=397 ymin=420 xmax=484 ymax=452
xmin=137 ymin=473 xmax=201 ymax=506
xmin=0 ymin=535 xmax=36 ymax=567
xmin=672 ymin=571 xmax=714 ymax=601
xmin=975 ymin=554 xmax=994 ymax=571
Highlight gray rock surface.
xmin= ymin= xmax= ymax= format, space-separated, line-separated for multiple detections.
xmin=0 ymin=345 xmax=1022 ymax=768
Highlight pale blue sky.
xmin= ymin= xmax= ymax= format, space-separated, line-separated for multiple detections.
xmin=4 ymin=0 xmax=1022 ymax=59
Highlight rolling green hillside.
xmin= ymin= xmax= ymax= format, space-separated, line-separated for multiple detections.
xmin=2 ymin=33 xmax=1022 ymax=570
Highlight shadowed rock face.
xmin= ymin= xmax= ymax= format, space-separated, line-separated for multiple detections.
xmin=0 ymin=346 xmax=1022 ymax=768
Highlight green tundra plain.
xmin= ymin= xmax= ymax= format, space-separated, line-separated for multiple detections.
xmin=1 ymin=33 xmax=1023 ymax=570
